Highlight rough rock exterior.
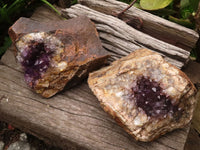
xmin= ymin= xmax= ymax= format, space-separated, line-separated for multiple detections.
xmin=8 ymin=16 xmax=109 ymax=98
xmin=88 ymin=49 xmax=197 ymax=141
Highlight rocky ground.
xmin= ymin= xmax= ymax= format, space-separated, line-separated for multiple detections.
xmin=0 ymin=121 xmax=61 ymax=150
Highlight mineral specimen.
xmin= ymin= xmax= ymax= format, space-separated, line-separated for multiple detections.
xmin=88 ymin=49 xmax=197 ymax=141
xmin=9 ymin=16 xmax=109 ymax=98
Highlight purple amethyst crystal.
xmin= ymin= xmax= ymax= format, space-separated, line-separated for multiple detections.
xmin=132 ymin=76 xmax=178 ymax=118
xmin=21 ymin=42 xmax=53 ymax=87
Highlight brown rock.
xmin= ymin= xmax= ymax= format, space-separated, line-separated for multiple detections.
xmin=8 ymin=16 xmax=110 ymax=98
xmin=88 ymin=49 xmax=197 ymax=141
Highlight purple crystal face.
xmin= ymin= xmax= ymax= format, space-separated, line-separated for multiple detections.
xmin=132 ymin=76 xmax=178 ymax=118
xmin=20 ymin=41 xmax=53 ymax=87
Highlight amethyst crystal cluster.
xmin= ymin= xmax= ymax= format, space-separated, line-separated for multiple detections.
xmin=9 ymin=17 xmax=109 ymax=98
xmin=88 ymin=49 xmax=197 ymax=141
xmin=23 ymin=42 xmax=51 ymax=86
xmin=16 ymin=33 xmax=57 ymax=87
xmin=133 ymin=76 xmax=177 ymax=118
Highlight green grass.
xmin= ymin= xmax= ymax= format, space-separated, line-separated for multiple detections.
xmin=0 ymin=0 xmax=61 ymax=58
xmin=41 ymin=0 xmax=61 ymax=15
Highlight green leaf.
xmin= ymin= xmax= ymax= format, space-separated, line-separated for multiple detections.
xmin=181 ymin=8 xmax=192 ymax=19
xmin=180 ymin=0 xmax=190 ymax=9
xmin=168 ymin=15 xmax=194 ymax=28
xmin=140 ymin=0 xmax=173 ymax=10
xmin=3 ymin=4 xmax=7 ymax=9
xmin=189 ymin=0 xmax=199 ymax=11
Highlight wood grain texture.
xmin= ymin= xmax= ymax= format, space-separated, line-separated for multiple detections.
xmin=184 ymin=126 xmax=200 ymax=150
xmin=78 ymin=0 xmax=199 ymax=51
xmin=62 ymin=4 xmax=190 ymax=68
xmin=0 ymin=5 xmax=197 ymax=150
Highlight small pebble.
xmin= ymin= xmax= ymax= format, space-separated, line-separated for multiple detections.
xmin=20 ymin=133 xmax=28 ymax=142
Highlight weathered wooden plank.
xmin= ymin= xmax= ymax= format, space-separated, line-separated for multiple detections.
xmin=78 ymin=0 xmax=199 ymax=51
xmin=0 ymin=5 xmax=197 ymax=150
xmin=62 ymin=4 xmax=190 ymax=68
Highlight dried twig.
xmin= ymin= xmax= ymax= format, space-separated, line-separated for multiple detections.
xmin=115 ymin=0 xmax=143 ymax=29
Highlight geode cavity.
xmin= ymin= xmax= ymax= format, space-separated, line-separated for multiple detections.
xmin=132 ymin=76 xmax=178 ymax=118
xmin=88 ymin=49 xmax=197 ymax=141
xmin=9 ymin=17 xmax=110 ymax=98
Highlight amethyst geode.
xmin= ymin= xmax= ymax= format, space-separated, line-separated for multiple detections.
xmin=9 ymin=17 xmax=109 ymax=98
xmin=133 ymin=76 xmax=178 ymax=118
xmin=88 ymin=49 xmax=197 ymax=141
